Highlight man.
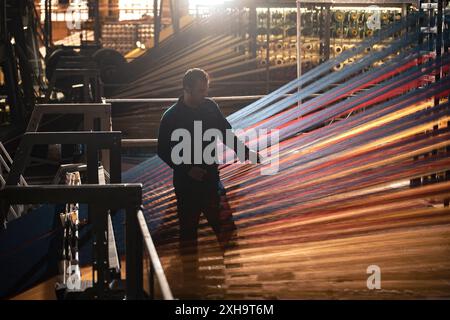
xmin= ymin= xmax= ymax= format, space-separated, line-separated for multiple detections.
xmin=157 ymin=68 xmax=260 ymax=287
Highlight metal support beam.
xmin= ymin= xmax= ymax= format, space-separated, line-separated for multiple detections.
xmin=248 ymin=3 xmax=257 ymax=58
xmin=91 ymin=203 xmax=109 ymax=297
xmin=5 ymin=132 xmax=122 ymax=187
xmin=126 ymin=205 xmax=143 ymax=299
xmin=153 ymin=0 xmax=162 ymax=48
xmin=0 ymin=184 xmax=144 ymax=299
xmin=323 ymin=4 xmax=331 ymax=62
xmin=0 ymin=184 xmax=142 ymax=208
xmin=27 ymin=104 xmax=113 ymax=172
xmin=170 ymin=0 xmax=180 ymax=34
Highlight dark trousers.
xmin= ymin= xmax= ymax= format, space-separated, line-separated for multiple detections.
xmin=173 ymin=174 xmax=237 ymax=282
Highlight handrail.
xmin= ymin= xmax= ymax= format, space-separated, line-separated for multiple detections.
xmin=5 ymin=132 xmax=122 ymax=188
xmin=26 ymin=103 xmax=113 ymax=172
xmin=0 ymin=142 xmax=28 ymax=220
xmin=0 ymin=184 xmax=142 ymax=212
xmin=0 ymin=184 xmax=173 ymax=300
xmin=104 ymin=94 xmax=292 ymax=104
xmin=28 ymin=103 xmax=112 ymax=132
xmin=122 ymin=139 xmax=158 ymax=148
xmin=137 ymin=209 xmax=174 ymax=300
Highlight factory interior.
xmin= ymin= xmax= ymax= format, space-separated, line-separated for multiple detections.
xmin=0 ymin=0 xmax=450 ymax=301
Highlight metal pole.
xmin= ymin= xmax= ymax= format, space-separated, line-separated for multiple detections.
xmin=126 ymin=206 xmax=143 ymax=299
xmin=296 ymin=0 xmax=302 ymax=110
xmin=43 ymin=0 xmax=48 ymax=50
xmin=249 ymin=4 xmax=257 ymax=58
xmin=94 ymin=0 xmax=101 ymax=45
xmin=296 ymin=0 xmax=301 ymax=80
xmin=48 ymin=0 xmax=52 ymax=46
xmin=153 ymin=0 xmax=160 ymax=47
xmin=265 ymin=7 xmax=270 ymax=94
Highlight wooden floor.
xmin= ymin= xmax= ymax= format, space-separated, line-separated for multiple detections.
xmin=159 ymin=217 xmax=450 ymax=299
xmin=11 ymin=265 xmax=97 ymax=300
xmin=11 ymin=276 xmax=59 ymax=300
xmin=12 ymin=201 xmax=450 ymax=300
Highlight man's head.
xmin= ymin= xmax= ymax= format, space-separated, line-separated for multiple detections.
xmin=183 ymin=68 xmax=209 ymax=107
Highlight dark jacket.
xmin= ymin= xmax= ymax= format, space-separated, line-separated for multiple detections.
xmin=157 ymin=96 xmax=250 ymax=186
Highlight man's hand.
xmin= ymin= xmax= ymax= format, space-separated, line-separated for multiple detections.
xmin=188 ymin=166 xmax=207 ymax=181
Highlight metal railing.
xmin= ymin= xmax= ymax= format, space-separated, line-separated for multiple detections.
xmin=0 ymin=142 xmax=28 ymax=220
xmin=105 ymin=95 xmax=292 ymax=149
xmin=26 ymin=103 xmax=113 ymax=171
xmin=1 ymin=185 xmax=173 ymax=299
xmin=27 ymin=103 xmax=112 ymax=133
xmin=1 ymin=130 xmax=173 ymax=299
xmin=104 ymin=94 xmax=292 ymax=104
xmin=137 ymin=209 xmax=173 ymax=299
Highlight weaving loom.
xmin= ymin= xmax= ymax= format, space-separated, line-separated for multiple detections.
xmin=111 ymin=10 xmax=296 ymax=99
xmin=122 ymin=12 xmax=450 ymax=299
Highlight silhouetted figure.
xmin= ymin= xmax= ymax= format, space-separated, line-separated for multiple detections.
xmin=157 ymin=69 xmax=260 ymax=293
